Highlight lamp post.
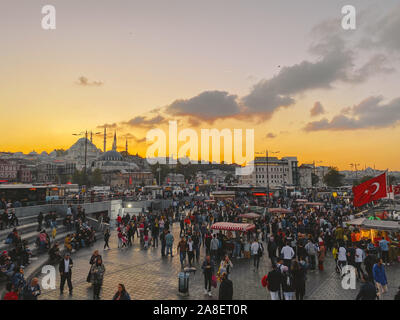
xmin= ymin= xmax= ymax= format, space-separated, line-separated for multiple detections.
xmin=266 ymin=150 xmax=280 ymax=199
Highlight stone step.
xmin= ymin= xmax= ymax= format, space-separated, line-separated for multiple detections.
xmin=0 ymin=218 xmax=64 ymax=242
xmin=0 ymin=225 xmax=69 ymax=252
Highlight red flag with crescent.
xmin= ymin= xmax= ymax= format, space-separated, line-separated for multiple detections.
xmin=352 ymin=172 xmax=387 ymax=207
xmin=394 ymin=185 xmax=400 ymax=195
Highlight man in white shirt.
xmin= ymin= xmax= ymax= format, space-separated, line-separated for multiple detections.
xmin=355 ymin=244 xmax=365 ymax=280
xmin=251 ymin=239 xmax=263 ymax=272
xmin=281 ymin=242 xmax=295 ymax=269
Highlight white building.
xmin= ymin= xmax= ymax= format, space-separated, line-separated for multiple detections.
xmin=237 ymin=156 xmax=299 ymax=188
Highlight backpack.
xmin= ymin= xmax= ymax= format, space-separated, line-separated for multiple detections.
xmin=257 ymin=242 xmax=264 ymax=256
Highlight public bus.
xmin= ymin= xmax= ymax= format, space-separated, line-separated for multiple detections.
xmin=0 ymin=184 xmax=72 ymax=206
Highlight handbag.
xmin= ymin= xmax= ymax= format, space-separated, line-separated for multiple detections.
xmin=211 ymin=275 xmax=217 ymax=288
xmin=86 ymin=270 xmax=92 ymax=283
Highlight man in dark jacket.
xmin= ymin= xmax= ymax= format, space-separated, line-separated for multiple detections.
xmin=59 ymin=253 xmax=73 ymax=295
xmin=267 ymin=264 xmax=282 ymax=300
xmin=364 ymin=251 xmax=376 ymax=282
xmin=219 ymin=273 xmax=233 ymax=300
xmin=356 ymin=274 xmax=377 ymax=300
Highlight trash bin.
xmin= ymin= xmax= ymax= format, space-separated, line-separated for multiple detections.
xmin=178 ymin=272 xmax=189 ymax=294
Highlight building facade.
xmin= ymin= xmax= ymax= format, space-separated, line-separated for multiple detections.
xmin=237 ymin=156 xmax=299 ymax=188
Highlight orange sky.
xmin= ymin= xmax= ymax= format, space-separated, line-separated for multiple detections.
xmin=1 ymin=1 xmax=400 ymax=170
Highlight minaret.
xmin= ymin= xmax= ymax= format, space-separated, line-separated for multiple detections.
xmin=90 ymin=131 xmax=93 ymax=143
xmin=125 ymin=139 xmax=128 ymax=154
xmin=103 ymin=127 xmax=107 ymax=152
xmin=112 ymin=131 xmax=117 ymax=151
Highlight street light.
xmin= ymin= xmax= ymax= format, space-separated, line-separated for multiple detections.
xmin=255 ymin=149 xmax=279 ymax=199
xmin=72 ymin=130 xmax=89 ymax=174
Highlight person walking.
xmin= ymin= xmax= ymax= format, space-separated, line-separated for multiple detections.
xmin=364 ymin=250 xmax=376 ymax=281
xmin=281 ymin=266 xmax=295 ymax=300
xmin=373 ymin=258 xmax=388 ymax=300
xmin=218 ymin=272 xmax=233 ymax=300
xmin=177 ymin=236 xmax=188 ymax=269
xmin=90 ymin=257 xmax=105 ymax=300
xmin=356 ymin=273 xmax=377 ymax=300
xmin=104 ymin=228 xmax=110 ymax=250
xmin=305 ymin=239 xmax=317 ymax=270
xmin=266 ymin=264 xmax=282 ymax=300
xmin=267 ymin=236 xmax=277 ymax=265
xmin=337 ymin=242 xmax=347 ymax=275
xmin=378 ymin=238 xmax=390 ymax=265
xmin=318 ymin=244 xmax=326 ymax=271
xmin=160 ymin=229 xmax=167 ymax=257
xmin=210 ymin=234 xmax=219 ymax=261
xmin=251 ymin=239 xmax=263 ymax=272
xmin=37 ymin=212 xmax=43 ymax=232
xmin=202 ymin=255 xmax=214 ymax=297
xmin=165 ymin=230 xmax=174 ymax=257
xmin=292 ymin=260 xmax=306 ymax=300
xmin=281 ymin=241 xmax=295 ymax=269
xmin=354 ymin=244 xmax=365 ymax=280
xmin=59 ymin=252 xmax=73 ymax=296
xmin=187 ymin=236 xmax=195 ymax=268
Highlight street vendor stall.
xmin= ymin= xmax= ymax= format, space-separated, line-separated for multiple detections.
xmin=347 ymin=218 xmax=400 ymax=262
xmin=211 ymin=222 xmax=256 ymax=258
xmin=239 ymin=212 xmax=261 ymax=223
xmin=268 ymin=208 xmax=293 ymax=214
xmin=211 ymin=222 xmax=256 ymax=232
xmin=304 ymin=202 xmax=325 ymax=207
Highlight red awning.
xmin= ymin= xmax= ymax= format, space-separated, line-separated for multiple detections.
xmin=304 ymin=202 xmax=325 ymax=206
xmin=239 ymin=213 xmax=261 ymax=219
xmin=268 ymin=208 xmax=292 ymax=214
xmin=211 ymin=222 xmax=256 ymax=232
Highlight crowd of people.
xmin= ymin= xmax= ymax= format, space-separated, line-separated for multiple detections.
xmin=111 ymin=193 xmax=400 ymax=300
xmin=1 ymin=190 xmax=399 ymax=300
xmin=0 ymin=204 xmax=100 ymax=300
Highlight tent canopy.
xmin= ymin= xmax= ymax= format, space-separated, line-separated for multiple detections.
xmin=239 ymin=213 xmax=261 ymax=219
xmin=304 ymin=202 xmax=325 ymax=206
xmin=347 ymin=218 xmax=400 ymax=232
xmin=268 ymin=208 xmax=292 ymax=214
xmin=211 ymin=222 xmax=256 ymax=232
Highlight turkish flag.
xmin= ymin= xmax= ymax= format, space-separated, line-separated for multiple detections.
xmin=394 ymin=185 xmax=400 ymax=195
xmin=352 ymin=172 xmax=387 ymax=207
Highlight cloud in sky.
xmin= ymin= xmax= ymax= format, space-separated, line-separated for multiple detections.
xmin=97 ymin=122 xmax=118 ymax=129
xmin=304 ymin=96 xmax=400 ymax=131
xmin=76 ymin=76 xmax=103 ymax=87
xmin=361 ymin=4 xmax=400 ymax=52
xmin=96 ymin=6 xmax=398 ymax=133
xmin=123 ymin=114 xmax=167 ymax=128
xmin=165 ymin=91 xmax=241 ymax=122
xmin=310 ymin=102 xmax=325 ymax=117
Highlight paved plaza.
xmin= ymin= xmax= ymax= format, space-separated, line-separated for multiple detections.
xmin=35 ymin=223 xmax=400 ymax=300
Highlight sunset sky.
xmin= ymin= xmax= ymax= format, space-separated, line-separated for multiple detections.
xmin=1 ymin=0 xmax=400 ymax=170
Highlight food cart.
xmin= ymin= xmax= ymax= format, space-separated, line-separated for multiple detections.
xmin=347 ymin=218 xmax=400 ymax=262
xmin=268 ymin=208 xmax=293 ymax=218
xmin=211 ymin=222 xmax=256 ymax=257
xmin=239 ymin=212 xmax=261 ymax=223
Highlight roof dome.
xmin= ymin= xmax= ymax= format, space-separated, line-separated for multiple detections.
xmin=99 ymin=150 xmax=123 ymax=161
